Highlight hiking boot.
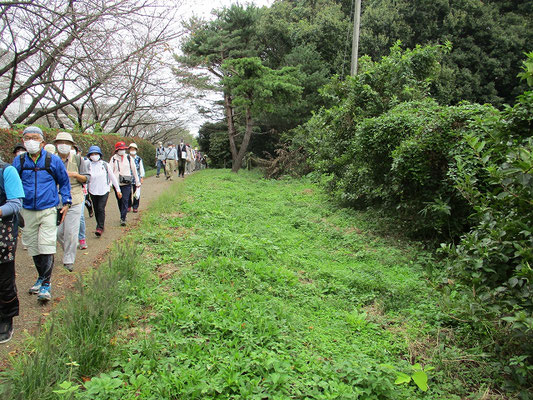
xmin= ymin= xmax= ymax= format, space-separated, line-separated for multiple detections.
xmin=120 ymin=219 xmax=126 ymax=226
xmin=64 ymin=264 xmax=73 ymax=272
xmin=95 ymin=228 xmax=103 ymax=237
xmin=133 ymin=208 xmax=138 ymax=213
xmin=0 ymin=318 xmax=14 ymax=344
xmin=29 ymin=278 xmax=43 ymax=294
xmin=78 ymin=239 xmax=88 ymax=249
xmin=127 ymin=207 xmax=132 ymax=212
xmin=37 ymin=283 xmax=51 ymax=301
xmin=156 ymin=175 xmax=160 ymax=178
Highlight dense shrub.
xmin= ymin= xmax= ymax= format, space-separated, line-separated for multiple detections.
xmin=0 ymin=128 xmax=155 ymax=167
xmin=447 ymin=88 xmax=533 ymax=332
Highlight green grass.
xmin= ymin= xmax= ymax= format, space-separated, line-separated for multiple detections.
xmin=0 ymin=170 xmax=510 ymax=399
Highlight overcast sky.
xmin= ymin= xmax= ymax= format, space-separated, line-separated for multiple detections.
xmin=181 ymin=0 xmax=275 ymax=19
xmin=178 ymin=0 xmax=276 ymax=136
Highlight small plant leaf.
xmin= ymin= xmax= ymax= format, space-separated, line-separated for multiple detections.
xmin=394 ymin=372 xmax=412 ymax=385
xmin=412 ymin=371 xmax=428 ymax=392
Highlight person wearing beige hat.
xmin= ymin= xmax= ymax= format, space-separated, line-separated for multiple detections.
xmin=53 ymin=132 xmax=90 ymax=272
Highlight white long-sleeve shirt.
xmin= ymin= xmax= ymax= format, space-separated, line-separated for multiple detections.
xmin=88 ymin=160 xmax=121 ymax=196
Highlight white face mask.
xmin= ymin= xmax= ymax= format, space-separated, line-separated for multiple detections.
xmin=90 ymin=154 xmax=101 ymax=162
xmin=57 ymin=144 xmax=72 ymax=154
xmin=24 ymin=139 xmax=42 ymax=154
xmin=130 ymin=151 xmax=137 ymax=156
xmin=117 ymin=150 xmax=126 ymax=156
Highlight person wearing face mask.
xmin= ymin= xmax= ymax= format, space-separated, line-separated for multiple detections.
xmin=12 ymin=126 xmax=71 ymax=302
xmin=86 ymin=146 xmax=121 ymax=237
xmin=53 ymin=132 xmax=90 ymax=272
xmin=110 ymin=142 xmax=139 ymax=226
xmin=127 ymin=143 xmax=145 ymax=213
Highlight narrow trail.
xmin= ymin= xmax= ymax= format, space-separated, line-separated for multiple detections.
xmin=0 ymin=174 xmax=176 ymax=366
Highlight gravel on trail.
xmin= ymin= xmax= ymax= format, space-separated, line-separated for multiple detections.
xmin=0 ymin=174 xmax=175 ymax=365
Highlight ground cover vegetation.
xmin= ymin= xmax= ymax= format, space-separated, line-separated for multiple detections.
xmin=2 ymin=171 xmax=528 ymax=398
xmin=292 ymin=46 xmax=533 ymax=393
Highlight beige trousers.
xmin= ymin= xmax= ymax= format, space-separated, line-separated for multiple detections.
xmin=21 ymin=207 xmax=57 ymax=256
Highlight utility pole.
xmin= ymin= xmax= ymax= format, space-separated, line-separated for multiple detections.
xmin=350 ymin=0 xmax=362 ymax=76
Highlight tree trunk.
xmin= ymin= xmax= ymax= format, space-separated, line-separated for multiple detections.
xmin=231 ymin=107 xmax=253 ymax=173
xmin=224 ymin=92 xmax=238 ymax=164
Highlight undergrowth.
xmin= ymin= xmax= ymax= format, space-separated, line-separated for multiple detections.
xmin=0 ymin=170 xmax=525 ymax=399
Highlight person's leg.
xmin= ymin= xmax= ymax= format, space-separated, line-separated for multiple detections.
xmin=0 ymin=260 xmax=18 ymax=343
xmin=164 ymin=161 xmax=171 ymax=179
xmin=78 ymin=212 xmax=86 ymax=241
xmin=128 ymin=184 xmax=135 ymax=210
xmin=61 ymin=203 xmax=83 ymax=268
xmin=119 ymin=185 xmax=132 ymax=222
xmin=93 ymin=193 xmax=108 ymax=231
xmin=156 ymin=160 xmax=162 ymax=177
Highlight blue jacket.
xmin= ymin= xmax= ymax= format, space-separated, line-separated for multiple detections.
xmin=12 ymin=149 xmax=71 ymax=211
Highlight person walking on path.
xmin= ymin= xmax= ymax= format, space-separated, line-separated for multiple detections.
xmin=128 ymin=143 xmax=144 ymax=213
xmin=110 ymin=142 xmax=139 ymax=226
xmin=185 ymin=144 xmax=194 ymax=175
xmin=54 ymin=132 xmax=90 ymax=272
xmin=164 ymin=143 xmax=177 ymax=181
xmin=177 ymin=140 xmax=187 ymax=178
xmin=0 ymin=157 xmax=24 ymax=344
xmin=155 ymin=142 xmax=166 ymax=178
xmin=12 ymin=126 xmax=71 ymax=302
xmin=87 ymin=146 xmax=121 ymax=237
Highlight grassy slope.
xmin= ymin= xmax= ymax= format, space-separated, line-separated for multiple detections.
xmin=117 ymin=170 xmax=447 ymax=399
xmin=3 ymin=169 xmax=493 ymax=399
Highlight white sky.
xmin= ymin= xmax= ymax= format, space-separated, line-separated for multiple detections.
xmin=181 ymin=0 xmax=275 ymax=19
xmin=178 ymin=0 xmax=276 ymax=136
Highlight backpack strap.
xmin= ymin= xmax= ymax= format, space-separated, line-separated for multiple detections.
xmin=102 ymin=161 xmax=110 ymax=185
xmin=18 ymin=152 xmax=57 ymax=184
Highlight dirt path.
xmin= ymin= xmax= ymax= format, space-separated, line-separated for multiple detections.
xmin=0 ymin=174 xmax=176 ymax=364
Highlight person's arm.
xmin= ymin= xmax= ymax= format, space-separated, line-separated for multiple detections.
xmin=54 ymin=156 xmax=72 ymax=206
xmin=108 ymin=163 xmax=121 ymax=193
xmin=0 ymin=198 xmax=22 ymax=217
xmin=0 ymin=166 xmax=24 ymax=217
xmin=75 ymin=157 xmax=90 ymax=184
xmin=139 ymin=159 xmax=145 ymax=179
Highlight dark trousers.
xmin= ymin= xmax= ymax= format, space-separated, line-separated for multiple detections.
xmin=90 ymin=192 xmax=109 ymax=230
xmin=0 ymin=260 xmax=19 ymax=320
xmin=156 ymin=160 xmax=165 ymax=176
xmin=128 ymin=184 xmax=140 ymax=210
xmin=115 ymin=185 xmax=132 ymax=221
xmin=32 ymin=254 xmax=54 ymax=284
xmin=178 ymin=159 xmax=186 ymax=177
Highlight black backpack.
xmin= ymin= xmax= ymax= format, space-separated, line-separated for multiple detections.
xmin=18 ymin=151 xmax=57 ymax=184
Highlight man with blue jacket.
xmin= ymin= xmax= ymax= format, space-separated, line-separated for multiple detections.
xmin=12 ymin=126 xmax=71 ymax=302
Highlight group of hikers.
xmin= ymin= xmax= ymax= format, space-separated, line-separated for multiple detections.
xmin=0 ymin=126 xmax=154 ymax=344
xmin=155 ymin=140 xmax=207 ymax=180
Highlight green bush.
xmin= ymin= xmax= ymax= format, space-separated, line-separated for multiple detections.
xmin=447 ymin=89 xmax=533 ymax=333
xmin=0 ymin=128 xmax=155 ymax=167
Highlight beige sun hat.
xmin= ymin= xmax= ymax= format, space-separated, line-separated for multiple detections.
xmin=53 ymin=131 xmax=75 ymax=144
xmin=128 ymin=143 xmax=138 ymax=149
